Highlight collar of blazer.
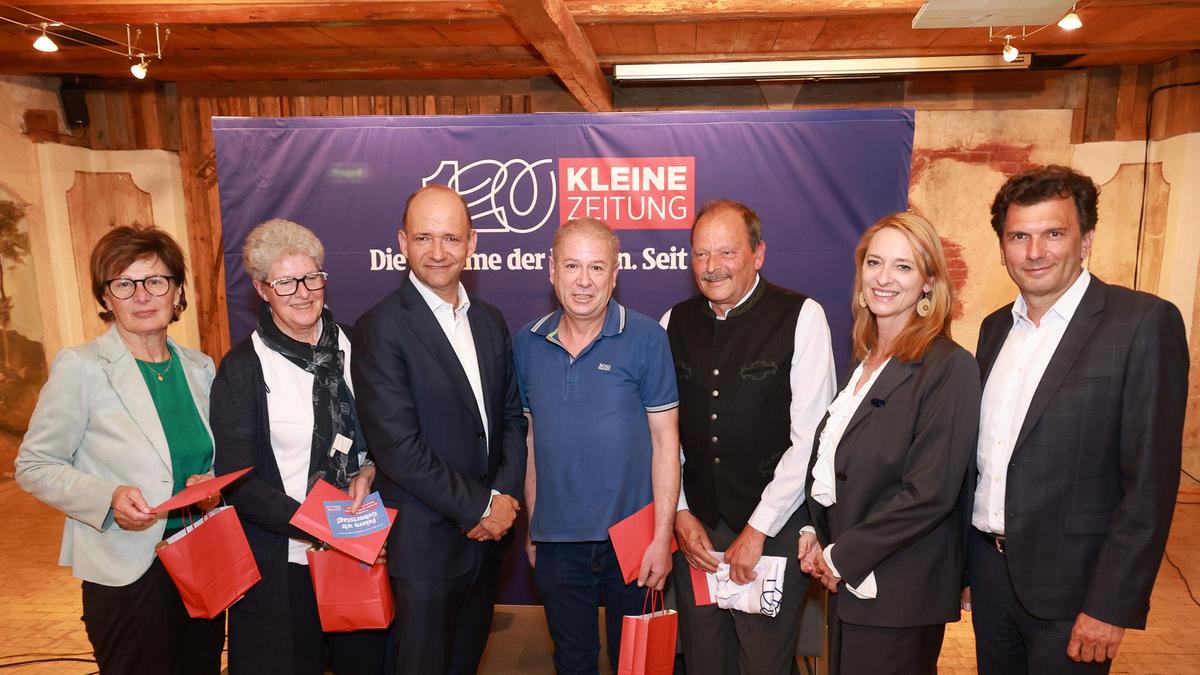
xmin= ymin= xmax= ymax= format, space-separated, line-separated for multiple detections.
xmin=979 ymin=276 xmax=1108 ymax=454
xmin=835 ymin=352 xmax=919 ymax=454
xmin=397 ymin=275 xmax=493 ymax=428
xmin=96 ymin=325 xmax=215 ymax=473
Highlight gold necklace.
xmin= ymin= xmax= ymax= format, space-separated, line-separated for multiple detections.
xmin=145 ymin=354 xmax=173 ymax=381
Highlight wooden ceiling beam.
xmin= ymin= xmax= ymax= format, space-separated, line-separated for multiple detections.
xmin=1 ymin=44 xmax=547 ymax=78
xmin=499 ymin=0 xmax=611 ymax=111
xmin=568 ymin=0 xmax=925 ymax=23
xmin=1 ymin=2 xmax=501 ymax=25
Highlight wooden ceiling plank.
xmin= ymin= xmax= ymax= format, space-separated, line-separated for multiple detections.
xmin=6 ymin=2 xmax=502 ymax=25
xmin=772 ymin=19 xmax=826 ymax=52
xmin=696 ymin=21 xmax=739 ymax=54
xmin=581 ymin=24 xmax=619 ymax=54
xmin=610 ymin=23 xmax=658 ymax=54
xmin=499 ymin=0 xmax=612 ymax=111
xmin=569 ymin=0 xmax=925 ymax=23
xmin=652 ymin=23 xmax=697 ymax=55
xmin=732 ymin=20 xmax=782 ymax=53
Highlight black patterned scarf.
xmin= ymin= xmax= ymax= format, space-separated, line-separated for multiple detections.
xmin=256 ymin=303 xmax=364 ymax=490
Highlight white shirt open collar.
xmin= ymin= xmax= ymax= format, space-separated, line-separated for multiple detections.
xmin=410 ymin=272 xmax=471 ymax=319
xmin=1012 ymin=268 xmax=1091 ymax=327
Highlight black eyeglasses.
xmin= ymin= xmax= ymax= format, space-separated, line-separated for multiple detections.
xmin=267 ymin=271 xmax=328 ymax=296
xmin=106 ymin=275 xmax=176 ymax=300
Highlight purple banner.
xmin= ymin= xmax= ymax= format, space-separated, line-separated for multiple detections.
xmin=212 ymin=109 xmax=914 ymax=602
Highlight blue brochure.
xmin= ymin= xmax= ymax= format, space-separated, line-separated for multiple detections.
xmin=323 ymin=491 xmax=390 ymax=539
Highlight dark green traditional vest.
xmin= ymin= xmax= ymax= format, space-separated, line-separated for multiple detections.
xmin=666 ymin=280 xmax=808 ymax=530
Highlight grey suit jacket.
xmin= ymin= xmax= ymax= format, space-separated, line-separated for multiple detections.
xmin=806 ymin=335 xmax=981 ymax=627
xmin=15 ymin=326 xmax=216 ymax=587
xmin=976 ymin=276 xmax=1188 ymax=628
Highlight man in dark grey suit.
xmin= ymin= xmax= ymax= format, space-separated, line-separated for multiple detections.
xmin=969 ymin=165 xmax=1189 ymax=674
xmin=352 ymin=184 xmax=527 ymax=675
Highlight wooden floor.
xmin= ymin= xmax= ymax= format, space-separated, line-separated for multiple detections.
xmin=1 ymin=476 xmax=1197 ymax=674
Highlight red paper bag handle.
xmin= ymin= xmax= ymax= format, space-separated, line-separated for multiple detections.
xmin=640 ymin=588 xmax=666 ymax=615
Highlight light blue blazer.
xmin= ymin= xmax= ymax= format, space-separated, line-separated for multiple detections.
xmin=15 ymin=325 xmax=216 ymax=587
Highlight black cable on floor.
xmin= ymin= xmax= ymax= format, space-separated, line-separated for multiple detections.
xmin=0 ymin=657 xmax=96 ymax=668
xmin=1163 ymin=550 xmax=1200 ymax=608
xmin=1182 ymin=468 xmax=1200 ymax=484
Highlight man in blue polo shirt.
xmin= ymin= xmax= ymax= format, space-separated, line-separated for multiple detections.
xmin=515 ymin=217 xmax=680 ymax=675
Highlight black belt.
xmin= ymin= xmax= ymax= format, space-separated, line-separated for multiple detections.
xmin=977 ymin=529 xmax=1006 ymax=555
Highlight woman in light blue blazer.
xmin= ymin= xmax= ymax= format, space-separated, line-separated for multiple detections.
xmin=16 ymin=226 xmax=225 ymax=675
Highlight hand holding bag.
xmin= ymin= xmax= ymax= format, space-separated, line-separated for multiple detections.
xmin=617 ymin=589 xmax=678 ymax=675
xmin=306 ymin=546 xmax=395 ymax=631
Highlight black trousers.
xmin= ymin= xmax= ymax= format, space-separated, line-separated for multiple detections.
xmin=968 ymin=530 xmax=1113 ymax=675
xmin=826 ymin=596 xmax=945 ymax=675
xmin=390 ymin=554 xmax=500 ymax=675
xmin=80 ymin=557 xmax=225 ymax=675
xmin=672 ymin=518 xmax=806 ymax=675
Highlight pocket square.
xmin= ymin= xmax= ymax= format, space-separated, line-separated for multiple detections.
xmin=870 ymin=398 xmax=886 ymax=408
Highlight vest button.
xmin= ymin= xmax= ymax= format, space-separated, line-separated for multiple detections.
xmin=711 ymin=436 xmax=718 ymax=443
xmin=712 ymin=369 xmax=719 ymax=376
xmin=710 ymin=413 xmax=717 ymax=420
xmin=712 ymin=389 xmax=719 ymax=397
xmin=713 ymin=457 xmax=721 ymax=464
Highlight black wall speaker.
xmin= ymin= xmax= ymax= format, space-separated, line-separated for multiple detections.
xmin=60 ymin=86 xmax=89 ymax=128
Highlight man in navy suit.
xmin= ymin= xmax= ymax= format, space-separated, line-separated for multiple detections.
xmin=352 ymin=184 xmax=527 ymax=675
xmin=969 ymin=165 xmax=1189 ymax=674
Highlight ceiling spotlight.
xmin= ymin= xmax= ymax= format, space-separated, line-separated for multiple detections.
xmin=130 ymin=57 xmax=149 ymax=79
xmin=1002 ymin=40 xmax=1019 ymax=63
xmin=1058 ymin=5 xmax=1083 ymax=31
xmin=32 ymin=24 xmax=58 ymax=53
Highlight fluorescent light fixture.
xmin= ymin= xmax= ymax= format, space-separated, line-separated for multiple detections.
xmin=613 ymin=54 xmax=1031 ymax=82
xmin=130 ymin=57 xmax=148 ymax=79
xmin=33 ymin=24 xmax=58 ymax=53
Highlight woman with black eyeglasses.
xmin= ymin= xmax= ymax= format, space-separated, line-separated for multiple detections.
xmin=210 ymin=218 xmax=388 ymax=675
xmin=16 ymin=226 xmax=225 ymax=674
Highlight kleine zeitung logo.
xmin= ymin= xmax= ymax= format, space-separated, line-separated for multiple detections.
xmin=559 ymin=157 xmax=695 ymax=229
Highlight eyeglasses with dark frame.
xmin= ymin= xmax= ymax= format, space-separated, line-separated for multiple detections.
xmin=267 ymin=271 xmax=328 ymax=296
xmin=105 ymin=275 xmax=176 ymax=300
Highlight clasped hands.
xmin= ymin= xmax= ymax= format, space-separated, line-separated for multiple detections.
xmin=674 ymin=509 xmax=765 ymax=586
xmin=111 ymin=474 xmax=220 ymax=531
xmin=797 ymin=530 xmax=841 ymax=593
xmin=466 ymin=494 xmax=520 ymax=542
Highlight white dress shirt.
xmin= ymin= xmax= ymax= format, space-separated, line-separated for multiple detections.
xmin=972 ymin=269 xmax=1092 ymax=535
xmin=253 ymin=321 xmax=356 ymax=565
xmin=410 ymin=274 xmax=498 ymax=519
xmin=662 ymin=275 xmax=837 ymax=537
xmin=805 ymin=357 xmax=890 ymax=600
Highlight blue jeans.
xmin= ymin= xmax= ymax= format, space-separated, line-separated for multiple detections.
xmin=533 ymin=540 xmax=651 ymax=675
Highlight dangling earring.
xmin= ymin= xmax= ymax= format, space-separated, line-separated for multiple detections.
xmin=916 ymin=292 xmax=932 ymax=318
xmin=857 ymin=292 xmax=867 ymax=308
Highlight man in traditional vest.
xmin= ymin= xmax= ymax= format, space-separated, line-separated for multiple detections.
xmin=664 ymin=199 xmax=836 ymax=673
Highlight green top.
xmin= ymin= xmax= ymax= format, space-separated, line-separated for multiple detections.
xmin=135 ymin=347 xmax=214 ymax=530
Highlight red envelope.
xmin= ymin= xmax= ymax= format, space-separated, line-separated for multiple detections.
xmin=607 ymin=502 xmax=679 ymax=585
xmin=289 ymin=479 xmax=397 ymax=564
xmin=150 ymin=467 xmax=252 ymax=513
xmin=690 ymin=565 xmax=715 ymax=606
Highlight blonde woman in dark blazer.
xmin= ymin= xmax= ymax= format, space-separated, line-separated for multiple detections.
xmin=798 ymin=212 xmax=981 ymax=675
xmin=16 ymin=226 xmax=224 ymax=675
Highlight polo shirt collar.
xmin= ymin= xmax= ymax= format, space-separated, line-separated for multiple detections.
xmin=530 ymin=298 xmax=627 ymax=339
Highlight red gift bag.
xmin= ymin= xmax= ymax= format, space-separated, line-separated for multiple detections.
xmin=307 ymin=547 xmax=395 ymax=632
xmin=156 ymin=505 xmax=261 ymax=619
xmin=617 ymin=590 xmax=678 ymax=675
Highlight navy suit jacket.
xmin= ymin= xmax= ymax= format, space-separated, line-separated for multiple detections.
xmin=976 ymin=276 xmax=1188 ymax=628
xmin=351 ymin=276 xmax=527 ymax=580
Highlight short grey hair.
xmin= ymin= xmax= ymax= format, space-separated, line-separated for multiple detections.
xmin=242 ymin=219 xmax=325 ymax=282
xmin=551 ymin=218 xmax=620 ymax=265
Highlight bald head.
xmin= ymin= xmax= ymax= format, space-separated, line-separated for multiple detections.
xmin=403 ymin=184 xmax=471 ymax=232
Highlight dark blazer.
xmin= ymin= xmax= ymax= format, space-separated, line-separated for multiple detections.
xmin=351 ymin=275 xmax=527 ymax=580
xmin=211 ymin=332 xmax=331 ymax=674
xmin=806 ymin=335 xmax=981 ymax=628
xmin=975 ymin=276 xmax=1188 ymax=628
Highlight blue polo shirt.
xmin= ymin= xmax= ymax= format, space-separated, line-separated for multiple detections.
xmin=514 ymin=299 xmax=678 ymax=542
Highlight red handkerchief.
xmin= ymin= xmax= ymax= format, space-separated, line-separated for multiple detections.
xmin=289 ymin=479 xmax=397 ymax=564
xmin=150 ymin=467 xmax=252 ymax=514
xmin=690 ymin=565 xmax=715 ymax=606
xmin=608 ymin=502 xmax=679 ymax=585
